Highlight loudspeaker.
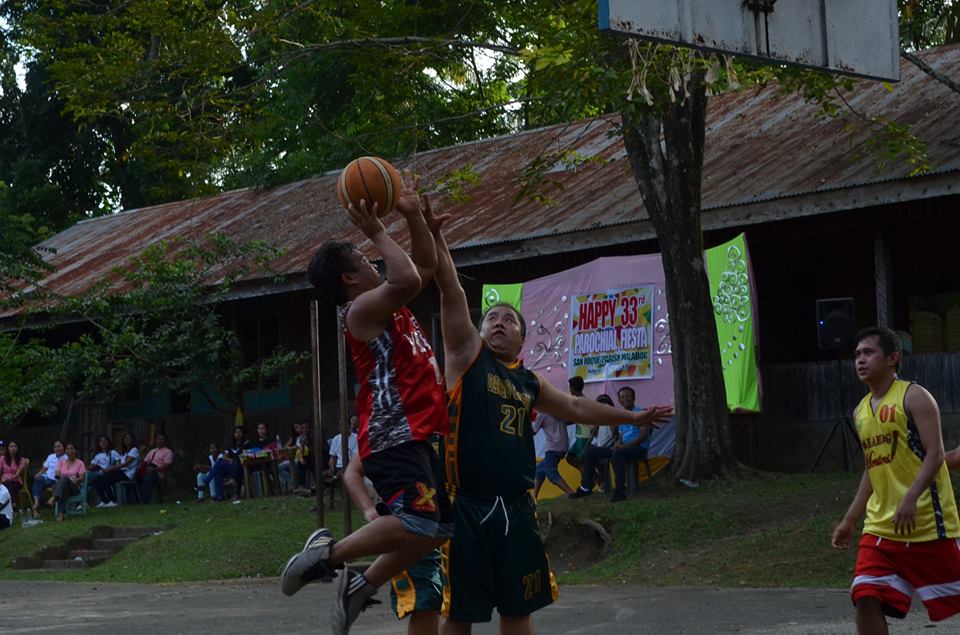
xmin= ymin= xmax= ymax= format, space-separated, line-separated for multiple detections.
xmin=817 ymin=298 xmax=856 ymax=350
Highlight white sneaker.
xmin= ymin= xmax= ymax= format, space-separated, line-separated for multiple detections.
xmin=103 ymin=501 xmax=119 ymax=508
xmin=96 ymin=502 xmax=107 ymax=509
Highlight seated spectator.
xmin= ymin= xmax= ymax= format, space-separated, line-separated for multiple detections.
xmin=138 ymin=433 xmax=174 ymax=503
xmin=197 ymin=426 xmax=251 ymax=501
xmin=0 ymin=440 xmax=28 ymax=505
xmin=194 ymin=442 xmax=223 ymax=501
xmin=277 ymin=423 xmax=301 ymax=492
xmin=253 ymin=422 xmax=279 ymax=450
xmin=31 ymin=440 xmax=65 ymax=517
xmin=87 ymin=435 xmax=120 ymax=504
xmin=326 ymin=415 xmax=358 ymax=479
xmin=292 ymin=422 xmax=314 ymax=496
xmin=94 ymin=433 xmax=140 ymax=508
xmin=569 ymin=395 xmax=620 ymax=500
xmin=0 ymin=483 xmax=11 ymax=530
xmin=50 ymin=443 xmax=86 ymax=522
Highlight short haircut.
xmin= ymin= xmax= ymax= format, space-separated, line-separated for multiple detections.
xmin=479 ymin=302 xmax=527 ymax=339
xmin=568 ymin=376 xmax=585 ymax=392
xmin=307 ymin=241 xmax=358 ymax=306
xmin=233 ymin=426 xmax=245 ymax=434
xmin=596 ymin=394 xmax=614 ymax=406
xmin=855 ymin=326 xmax=902 ymax=369
xmin=616 ymin=385 xmax=635 ymax=398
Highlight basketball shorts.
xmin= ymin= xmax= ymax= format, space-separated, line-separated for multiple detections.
xmin=390 ymin=549 xmax=443 ymax=619
xmin=441 ymin=491 xmax=558 ymax=622
xmin=851 ymin=532 xmax=960 ymax=621
xmin=363 ymin=440 xmax=453 ymax=539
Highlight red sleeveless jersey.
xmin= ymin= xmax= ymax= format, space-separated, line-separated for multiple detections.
xmin=341 ymin=305 xmax=447 ymax=459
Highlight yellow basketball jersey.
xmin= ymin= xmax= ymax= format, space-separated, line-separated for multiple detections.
xmin=855 ymin=379 xmax=960 ymax=541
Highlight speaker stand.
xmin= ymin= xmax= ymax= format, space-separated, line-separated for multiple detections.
xmin=809 ymin=356 xmax=861 ymax=473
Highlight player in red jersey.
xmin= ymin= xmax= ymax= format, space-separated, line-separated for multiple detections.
xmin=281 ymin=179 xmax=452 ymax=635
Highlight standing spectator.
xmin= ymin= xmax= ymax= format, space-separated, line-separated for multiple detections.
xmin=569 ymin=395 xmax=622 ymax=499
xmin=138 ymin=433 xmax=174 ymax=503
xmin=31 ymin=440 xmax=65 ymax=517
xmin=564 ymin=377 xmax=592 ymax=470
xmin=0 ymin=483 xmax=12 ymax=530
xmin=95 ymin=433 xmax=140 ymax=508
xmin=87 ymin=435 xmax=120 ymax=505
xmin=0 ymin=440 xmax=28 ymax=504
xmin=50 ymin=443 xmax=86 ymax=522
xmin=532 ymin=410 xmax=573 ymax=498
xmin=326 ymin=416 xmax=359 ymax=477
xmin=293 ymin=422 xmax=315 ymax=495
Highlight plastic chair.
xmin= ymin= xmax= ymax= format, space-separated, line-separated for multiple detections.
xmin=115 ymin=479 xmax=141 ymax=505
xmin=55 ymin=473 xmax=90 ymax=517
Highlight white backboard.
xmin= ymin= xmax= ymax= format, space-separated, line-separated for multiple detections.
xmin=599 ymin=0 xmax=900 ymax=82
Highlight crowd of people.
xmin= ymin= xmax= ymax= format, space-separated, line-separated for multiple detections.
xmin=0 ymin=432 xmax=175 ymax=525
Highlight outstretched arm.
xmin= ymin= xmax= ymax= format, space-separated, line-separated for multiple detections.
xmin=433 ymin=225 xmax=481 ymax=386
xmin=947 ymin=446 xmax=960 ymax=471
xmin=345 ymin=200 xmax=422 ymax=342
xmin=394 ymin=175 xmax=437 ymax=291
xmin=533 ymin=374 xmax=673 ymax=427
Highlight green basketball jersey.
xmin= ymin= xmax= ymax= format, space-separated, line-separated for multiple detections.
xmin=443 ymin=344 xmax=541 ymax=500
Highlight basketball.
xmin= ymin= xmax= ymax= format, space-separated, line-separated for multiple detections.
xmin=336 ymin=156 xmax=403 ymax=217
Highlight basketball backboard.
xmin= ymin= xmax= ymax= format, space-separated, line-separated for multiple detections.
xmin=599 ymin=0 xmax=900 ymax=82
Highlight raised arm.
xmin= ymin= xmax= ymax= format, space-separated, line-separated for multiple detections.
xmin=433 ymin=225 xmax=481 ymax=386
xmin=345 ymin=200 xmax=422 ymax=342
xmin=894 ymin=384 xmax=946 ymax=535
xmin=533 ymin=374 xmax=673 ymax=427
xmin=394 ymin=176 xmax=437 ymax=290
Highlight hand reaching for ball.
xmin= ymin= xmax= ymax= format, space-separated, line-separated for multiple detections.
xmin=346 ymin=199 xmax=384 ymax=239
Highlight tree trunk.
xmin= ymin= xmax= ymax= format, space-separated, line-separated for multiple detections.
xmin=619 ymin=68 xmax=738 ymax=481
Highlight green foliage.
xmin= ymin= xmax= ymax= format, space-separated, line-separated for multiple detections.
xmin=900 ymin=0 xmax=960 ymax=49
xmin=56 ymin=233 xmax=309 ymax=413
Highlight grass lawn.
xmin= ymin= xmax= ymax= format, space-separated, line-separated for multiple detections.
xmin=0 ymin=494 xmax=364 ymax=583
xmin=1 ymin=471 xmax=952 ymax=587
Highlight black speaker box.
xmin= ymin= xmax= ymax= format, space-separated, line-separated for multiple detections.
xmin=817 ymin=298 xmax=856 ymax=350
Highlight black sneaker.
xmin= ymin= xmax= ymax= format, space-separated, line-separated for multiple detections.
xmin=280 ymin=528 xmax=336 ymax=596
xmin=568 ymin=488 xmax=593 ymax=500
xmin=610 ymin=491 xmax=627 ymax=503
xmin=330 ymin=567 xmax=380 ymax=635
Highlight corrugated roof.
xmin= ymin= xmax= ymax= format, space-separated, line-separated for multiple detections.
xmin=18 ymin=44 xmax=960 ymax=302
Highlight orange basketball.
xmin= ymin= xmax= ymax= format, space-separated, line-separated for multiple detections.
xmin=336 ymin=156 xmax=403 ymax=217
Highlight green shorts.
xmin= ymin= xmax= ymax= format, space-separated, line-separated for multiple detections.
xmin=391 ymin=549 xmax=442 ymax=619
xmin=441 ymin=491 xmax=558 ymax=623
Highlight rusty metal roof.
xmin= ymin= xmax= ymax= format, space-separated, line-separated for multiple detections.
xmin=19 ymin=43 xmax=960 ymax=302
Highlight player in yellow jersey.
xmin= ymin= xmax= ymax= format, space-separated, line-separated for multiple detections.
xmin=832 ymin=327 xmax=960 ymax=633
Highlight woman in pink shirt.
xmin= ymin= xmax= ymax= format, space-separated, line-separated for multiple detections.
xmin=0 ymin=441 xmax=28 ymax=504
xmin=50 ymin=443 xmax=86 ymax=522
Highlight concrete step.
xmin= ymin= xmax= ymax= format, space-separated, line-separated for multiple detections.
xmin=91 ymin=537 xmax=137 ymax=551
xmin=41 ymin=559 xmax=86 ymax=570
xmin=69 ymin=549 xmax=114 ymax=560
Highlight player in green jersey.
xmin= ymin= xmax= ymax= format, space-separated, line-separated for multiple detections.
xmin=430 ymin=219 xmax=673 ymax=634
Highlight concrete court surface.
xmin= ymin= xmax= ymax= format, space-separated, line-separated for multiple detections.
xmin=0 ymin=579 xmax=950 ymax=634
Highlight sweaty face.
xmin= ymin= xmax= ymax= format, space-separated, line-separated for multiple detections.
xmin=855 ymin=336 xmax=897 ymax=384
xmin=480 ymin=306 xmax=524 ymax=360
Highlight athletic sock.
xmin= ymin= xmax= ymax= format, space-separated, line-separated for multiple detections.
xmin=346 ymin=572 xmax=371 ymax=597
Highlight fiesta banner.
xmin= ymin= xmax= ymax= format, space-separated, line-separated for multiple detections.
xmin=569 ymin=286 xmax=654 ymax=382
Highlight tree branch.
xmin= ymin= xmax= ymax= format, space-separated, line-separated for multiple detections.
xmin=901 ymin=47 xmax=960 ymax=95
xmin=279 ymin=36 xmax=521 ymax=58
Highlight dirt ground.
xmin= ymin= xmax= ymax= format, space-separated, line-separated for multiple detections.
xmin=0 ymin=579 xmax=951 ymax=633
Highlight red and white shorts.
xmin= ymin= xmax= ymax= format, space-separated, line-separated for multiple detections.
xmin=852 ymin=533 xmax=960 ymax=621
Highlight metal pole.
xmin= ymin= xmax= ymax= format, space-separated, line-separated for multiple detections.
xmin=310 ymin=300 xmax=324 ymax=528
xmin=337 ymin=309 xmax=353 ymax=535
